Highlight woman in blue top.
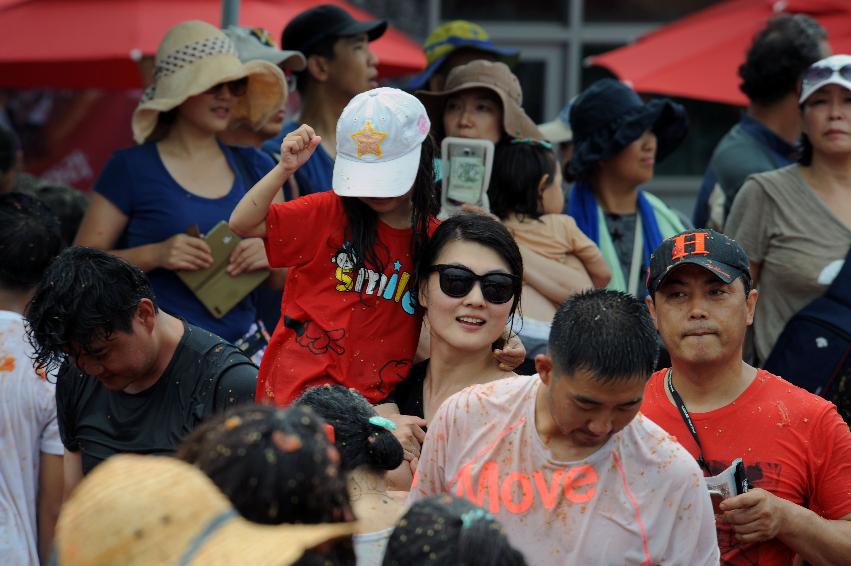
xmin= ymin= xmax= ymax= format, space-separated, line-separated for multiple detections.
xmin=75 ymin=21 xmax=287 ymax=342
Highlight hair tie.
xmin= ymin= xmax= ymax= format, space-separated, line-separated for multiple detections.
xmin=460 ymin=508 xmax=492 ymax=529
xmin=368 ymin=415 xmax=397 ymax=431
xmin=323 ymin=423 xmax=336 ymax=443
xmin=510 ymin=137 xmax=553 ymax=150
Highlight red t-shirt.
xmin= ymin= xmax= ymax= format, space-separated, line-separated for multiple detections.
xmin=259 ymin=191 xmax=431 ymax=405
xmin=641 ymin=368 xmax=851 ymax=566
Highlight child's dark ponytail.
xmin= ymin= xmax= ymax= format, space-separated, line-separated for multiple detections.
xmin=295 ymin=385 xmax=405 ymax=472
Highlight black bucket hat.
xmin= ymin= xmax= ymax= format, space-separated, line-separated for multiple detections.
xmin=568 ymin=78 xmax=688 ymax=178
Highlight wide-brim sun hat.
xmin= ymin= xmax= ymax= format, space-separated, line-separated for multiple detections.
xmin=55 ymin=454 xmax=356 ymax=566
xmin=568 ymin=78 xmax=688 ymax=179
xmin=415 ymin=60 xmax=543 ymax=140
xmin=132 ymin=20 xmax=287 ymax=144
xmin=799 ymin=54 xmax=851 ymax=103
xmin=333 ymin=87 xmax=431 ymax=198
xmin=538 ymin=99 xmax=574 ymax=144
xmin=406 ymin=20 xmax=519 ymax=90
xmin=223 ymin=26 xmax=306 ymax=71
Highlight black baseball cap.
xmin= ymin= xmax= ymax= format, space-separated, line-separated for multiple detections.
xmin=281 ymin=4 xmax=387 ymax=57
xmin=646 ymin=229 xmax=751 ymax=295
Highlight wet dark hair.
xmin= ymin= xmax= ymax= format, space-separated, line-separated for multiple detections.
xmin=412 ymin=213 xmax=523 ymax=322
xmin=488 ymin=141 xmax=558 ymax=221
xmin=339 ymin=134 xmax=438 ymax=289
xmin=548 ymin=289 xmax=658 ymax=382
xmin=25 ymin=247 xmax=157 ymax=372
xmin=295 ymin=384 xmax=404 ymax=472
xmin=382 ymin=494 xmax=527 ymax=566
xmin=178 ymin=404 xmax=356 ymax=565
xmin=28 ymin=184 xmax=89 ymax=245
xmin=178 ymin=404 xmax=353 ymax=524
xmin=739 ymin=14 xmax=826 ymax=106
xmin=0 ymin=193 xmax=63 ymax=293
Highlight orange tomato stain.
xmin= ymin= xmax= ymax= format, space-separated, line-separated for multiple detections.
xmin=0 ymin=356 xmax=15 ymax=372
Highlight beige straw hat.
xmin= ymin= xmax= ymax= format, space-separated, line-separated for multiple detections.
xmin=132 ymin=20 xmax=287 ymax=144
xmin=416 ymin=60 xmax=543 ymax=140
xmin=56 ymin=454 xmax=357 ymax=566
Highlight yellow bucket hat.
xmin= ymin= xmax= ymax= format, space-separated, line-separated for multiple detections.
xmin=132 ymin=20 xmax=286 ymax=144
xmin=55 ymin=454 xmax=357 ymax=565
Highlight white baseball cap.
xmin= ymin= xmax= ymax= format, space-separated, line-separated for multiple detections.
xmin=333 ymin=87 xmax=431 ymax=198
xmin=799 ymin=54 xmax=851 ymax=104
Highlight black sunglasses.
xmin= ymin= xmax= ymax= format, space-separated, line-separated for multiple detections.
xmin=429 ymin=264 xmax=520 ymax=304
xmin=205 ymin=77 xmax=249 ymax=97
xmin=802 ymin=64 xmax=851 ymax=88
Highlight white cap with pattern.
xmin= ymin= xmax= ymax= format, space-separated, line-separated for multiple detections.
xmin=333 ymin=87 xmax=431 ymax=198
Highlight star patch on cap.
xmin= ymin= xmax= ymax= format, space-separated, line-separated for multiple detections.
xmin=351 ymin=121 xmax=387 ymax=158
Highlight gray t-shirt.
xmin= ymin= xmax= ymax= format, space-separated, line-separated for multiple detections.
xmin=727 ymin=165 xmax=851 ymax=362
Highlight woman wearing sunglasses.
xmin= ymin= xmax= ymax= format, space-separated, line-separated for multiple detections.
xmin=75 ymin=20 xmax=287 ymax=344
xmin=387 ymin=213 xmax=522 ymax=423
xmin=727 ymin=54 xmax=851 ymax=421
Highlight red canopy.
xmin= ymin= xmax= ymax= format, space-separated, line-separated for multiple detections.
xmin=0 ymin=0 xmax=426 ymax=89
xmin=591 ymin=0 xmax=851 ymax=106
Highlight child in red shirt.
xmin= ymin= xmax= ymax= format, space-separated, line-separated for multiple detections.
xmin=231 ymin=88 xmax=440 ymax=405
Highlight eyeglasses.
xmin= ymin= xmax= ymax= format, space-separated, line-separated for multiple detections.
xmin=205 ymin=77 xmax=249 ymax=97
xmin=802 ymin=64 xmax=851 ymax=89
xmin=429 ymin=264 xmax=519 ymax=304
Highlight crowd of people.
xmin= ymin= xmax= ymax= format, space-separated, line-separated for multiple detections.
xmin=1 ymin=4 xmax=850 ymax=566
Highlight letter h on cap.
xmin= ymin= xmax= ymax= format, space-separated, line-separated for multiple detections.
xmin=671 ymin=232 xmax=709 ymax=261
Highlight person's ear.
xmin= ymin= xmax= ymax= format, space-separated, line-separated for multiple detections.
xmin=645 ymin=295 xmax=659 ymax=328
xmin=537 ymin=173 xmax=551 ymax=196
xmin=535 ymin=354 xmax=553 ymax=385
xmin=417 ymin=280 xmax=429 ymax=310
xmin=135 ymin=299 xmax=157 ymax=333
xmin=745 ymin=289 xmax=759 ymax=326
xmin=306 ymin=54 xmax=330 ymax=83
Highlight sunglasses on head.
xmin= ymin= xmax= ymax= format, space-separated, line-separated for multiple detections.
xmin=430 ymin=264 xmax=519 ymax=304
xmin=205 ymin=77 xmax=249 ymax=97
xmin=802 ymin=64 xmax=851 ymax=89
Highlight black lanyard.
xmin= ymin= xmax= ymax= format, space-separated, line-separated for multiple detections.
xmin=666 ymin=370 xmax=712 ymax=475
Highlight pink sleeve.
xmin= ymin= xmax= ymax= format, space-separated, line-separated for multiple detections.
xmin=809 ymin=405 xmax=851 ymax=519
xmin=264 ymin=192 xmax=337 ymax=269
xmin=408 ymin=397 xmax=453 ymax=504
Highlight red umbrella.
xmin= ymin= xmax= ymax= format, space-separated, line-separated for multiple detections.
xmin=590 ymin=0 xmax=851 ymax=106
xmin=0 ymin=0 xmax=426 ymax=89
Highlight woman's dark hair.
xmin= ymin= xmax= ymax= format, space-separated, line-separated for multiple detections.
xmin=25 ymin=246 xmax=156 ymax=372
xmin=177 ymin=404 xmax=354 ymax=526
xmin=797 ymin=133 xmax=814 ymax=166
xmin=144 ymin=108 xmax=178 ymax=143
xmin=295 ymin=384 xmax=404 ymax=473
xmin=382 ymin=494 xmax=527 ymax=566
xmin=738 ymin=14 xmax=827 ymax=106
xmin=339 ymin=134 xmax=439 ymax=286
xmin=412 ymin=213 xmax=523 ymax=322
xmin=488 ymin=141 xmax=558 ymax=221
xmin=0 ymin=193 xmax=63 ymax=293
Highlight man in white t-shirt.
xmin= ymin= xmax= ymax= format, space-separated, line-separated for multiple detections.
xmin=0 ymin=193 xmax=64 ymax=564
xmin=411 ymin=289 xmax=719 ymax=565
